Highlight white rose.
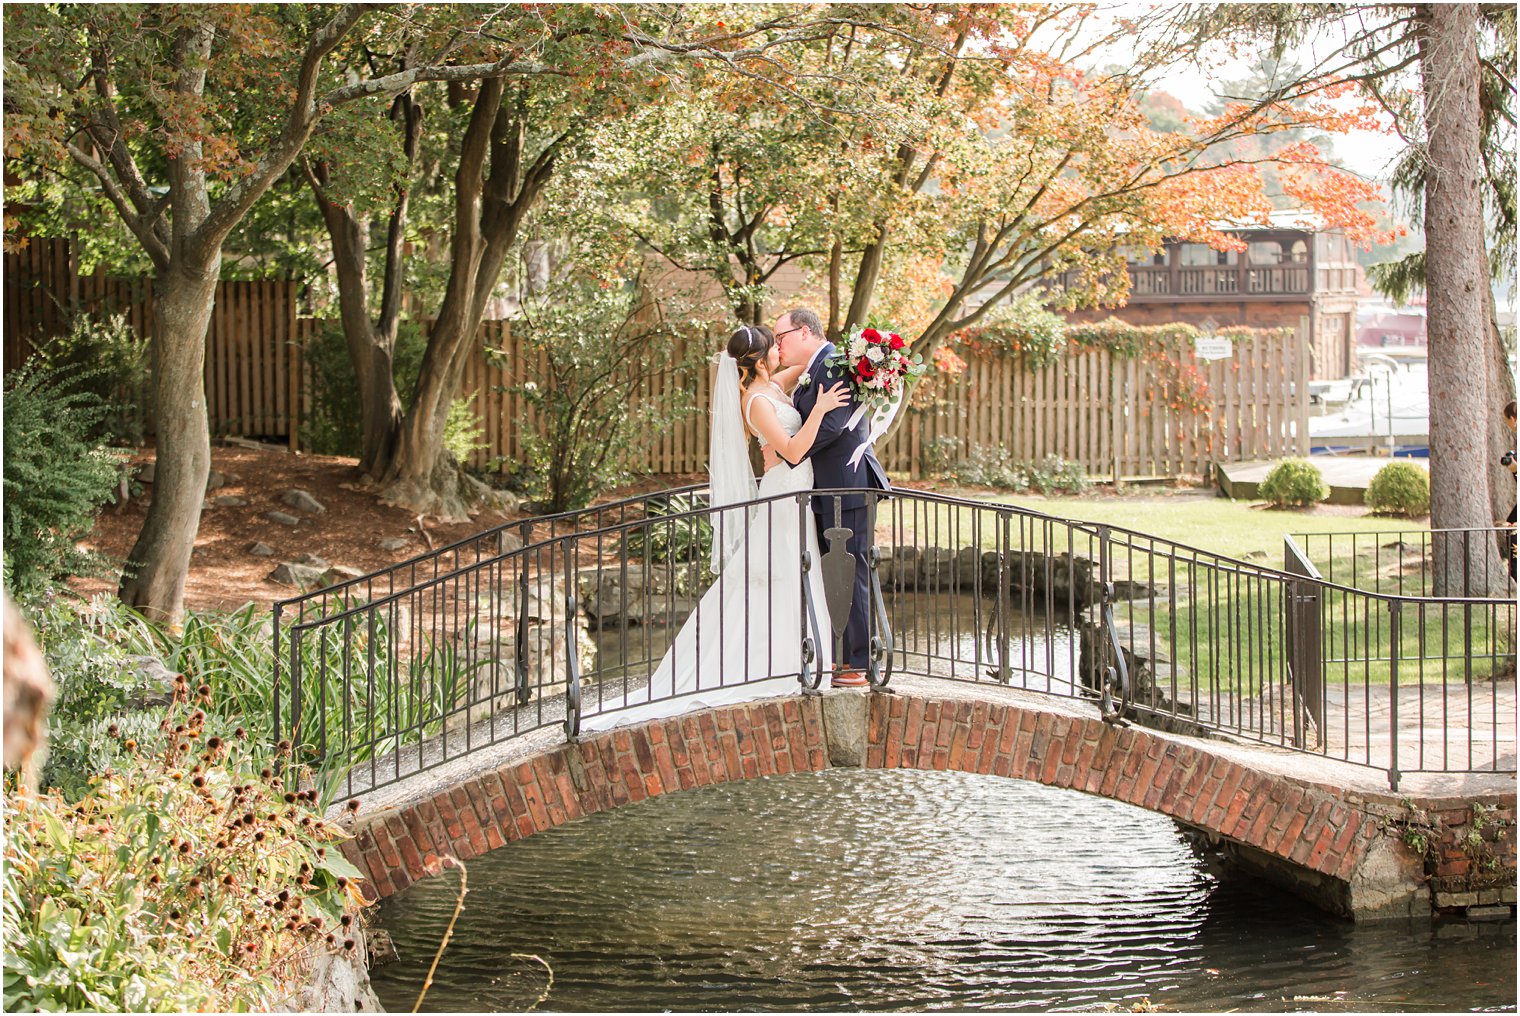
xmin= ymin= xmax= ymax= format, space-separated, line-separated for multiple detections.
xmin=798 ymin=372 xmax=812 ymax=388
xmin=849 ymin=338 xmax=866 ymax=358
xmin=523 ymin=381 xmax=539 ymax=393
xmin=866 ymin=346 xmax=884 ymax=363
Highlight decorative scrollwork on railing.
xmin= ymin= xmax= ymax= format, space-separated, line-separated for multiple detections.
xmin=866 ymin=544 xmax=894 ymax=690
xmin=1099 ymin=581 xmax=1130 ymax=727
xmin=563 ymin=590 xmax=583 ymax=740
xmin=799 ymin=546 xmax=824 ymax=694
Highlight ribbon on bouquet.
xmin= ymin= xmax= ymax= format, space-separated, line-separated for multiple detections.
xmin=844 ymin=387 xmax=907 ymax=468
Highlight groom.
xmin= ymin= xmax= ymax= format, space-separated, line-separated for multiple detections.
xmin=774 ymin=307 xmax=891 ymax=688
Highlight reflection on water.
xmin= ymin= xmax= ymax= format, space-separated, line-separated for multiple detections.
xmin=370 ymin=770 xmax=1515 ymax=1012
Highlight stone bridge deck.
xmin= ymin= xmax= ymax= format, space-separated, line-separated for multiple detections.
xmin=334 ymin=680 xmax=1516 ymax=922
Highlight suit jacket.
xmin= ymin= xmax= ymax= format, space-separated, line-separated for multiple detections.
xmin=792 ymin=343 xmax=891 ymax=512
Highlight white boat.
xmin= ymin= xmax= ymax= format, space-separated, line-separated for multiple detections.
xmin=1309 ymin=354 xmax=1429 ymax=457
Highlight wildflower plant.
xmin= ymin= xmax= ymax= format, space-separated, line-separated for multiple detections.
xmin=3 ymin=676 xmax=368 ymax=1012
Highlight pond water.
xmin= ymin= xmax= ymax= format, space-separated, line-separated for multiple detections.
xmin=369 ymin=769 xmax=1515 ymax=1012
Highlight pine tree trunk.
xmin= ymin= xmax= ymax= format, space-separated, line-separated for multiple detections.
xmin=117 ymin=265 xmax=219 ymax=622
xmin=1483 ymin=280 xmax=1516 ymax=524
xmin=1420 ymin=3 xmax=1508 ymax=595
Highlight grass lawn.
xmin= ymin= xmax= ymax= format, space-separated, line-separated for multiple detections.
xmin=948 ymin=490 xmax=1426 ymax=563
xmin=884 ymin=488 xmax=1512 ymax=689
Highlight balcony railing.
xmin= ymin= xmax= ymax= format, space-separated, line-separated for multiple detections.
xmin=1059 ymin=263 xmax=1315 ymax=301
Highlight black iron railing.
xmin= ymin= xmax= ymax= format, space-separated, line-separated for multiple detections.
xmin=273 ymin=490 xmax=1516 ymax=798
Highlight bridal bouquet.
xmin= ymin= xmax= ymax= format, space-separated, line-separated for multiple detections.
xmin=825 ymin=326 xmax=927 ymax=465
xmin=827 ymin=326 xmax=927 ymax=409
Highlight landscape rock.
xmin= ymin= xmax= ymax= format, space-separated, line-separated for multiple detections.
xmin=268 ymin=562 xmax=327 ymax=588
xmin=248 ymin=541 xmax=278 ymax=557
xmin=379 ymin=537 xmax=411 ymax=553
xmin=281 ymin=488 xmax=326 ymax=514
xmin=497 ymin=530 xmax=524 ymax=555
xmin=123 ymin=655 xmax=179 ymax=709
xmin=266 ymin=510 xmax=301 ymax=527
xmin=137 ymin=462 xmax=155 ymax=484
xmin=214 ymin=495 xmax=247 ymax=507
xmin=220 ymin=436 xmax=268 ymax=452
xmin=205 ymin=470 xmax=227 ymax=491
xmin=294 ymin=553 xmax=330 ymax=569
xmin=318 ymin=566 xmax=366 ymax=589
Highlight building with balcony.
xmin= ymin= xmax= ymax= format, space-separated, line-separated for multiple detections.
xmin=1058 ymin=214 xmax=1364 ymax=380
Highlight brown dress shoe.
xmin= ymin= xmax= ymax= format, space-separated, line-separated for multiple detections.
xmin=830 ymin=669 xmax=869 ymax=688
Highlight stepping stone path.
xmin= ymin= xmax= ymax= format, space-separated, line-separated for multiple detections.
xmin=281 ymin=488 xmax=326 ymax=514
xmin=266 ymin=510 xmax=301 ymax=526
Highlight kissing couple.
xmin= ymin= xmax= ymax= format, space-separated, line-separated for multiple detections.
xmin=583 ymin=307 xmax=892 ymax=732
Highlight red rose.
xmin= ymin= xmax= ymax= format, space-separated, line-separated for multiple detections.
xmin=889 ymin=333 xmax=905 ymax=350
xmin=855 ymin=356 xmax=876 ymax=380
xmin=861 ymin=328 xmax=881 ymax=343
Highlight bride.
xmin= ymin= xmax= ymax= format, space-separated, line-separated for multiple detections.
xmin=582 ymin=324 xmax=849 ymax=731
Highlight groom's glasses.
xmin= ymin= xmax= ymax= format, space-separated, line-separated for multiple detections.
xmin=774 ymin=326 xmax=803 ymax=340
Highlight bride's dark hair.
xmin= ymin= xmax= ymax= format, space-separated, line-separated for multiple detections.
xmin=727 ymin=324 xmax=774 ymax=386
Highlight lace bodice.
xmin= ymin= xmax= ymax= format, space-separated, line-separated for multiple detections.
xmin=744 ymin=384 xmax=802 ymax=446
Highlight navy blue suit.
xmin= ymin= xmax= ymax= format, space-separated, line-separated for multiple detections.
xmin=793 ymin=343 xmax=891 ymax=670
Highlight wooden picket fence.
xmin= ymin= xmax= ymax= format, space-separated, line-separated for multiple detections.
xmin=877 ymin=324 xmax=1310 ymax=480
xmin=4 ymin=239 xmax=304 ymax=445
xmin=5 ymin=237 xmax=1308 ymax=481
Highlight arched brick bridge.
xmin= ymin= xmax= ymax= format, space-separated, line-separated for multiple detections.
xmin=338 ymin=684 xmax=1516 ymax=921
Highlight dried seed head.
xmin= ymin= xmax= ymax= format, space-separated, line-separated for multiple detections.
xmin=346 ymin=799 xmax=361 ymax=813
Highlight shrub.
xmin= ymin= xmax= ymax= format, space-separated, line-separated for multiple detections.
xmin=948 ymin=447 xmax=1091 ymax=495
xmin=3 ymin=688 xmax=366 ymax=1012
xmin=299 ymin=319 xmax=427 ymax=457
xmin=1365 ymin=461 xmax=1430 ymax=516
xmin=510 ymin=272 xmax=704 ymax=512
xmin=1027 ymin=454 xmax=1092 ymax=495
xmin=2 ymin=365 xmax=124 ymax=593
xmin=923 ymin=435 xmax=963 ymax=475
xmin=949 ymin=444 xmax=1028 ymax=490
xmin=444 ymin=392 xmax=489 ymax=467
xmin=621 ymin=494 xmax=713 ymax=565
xmin=1258 ymin=458 xmax=1328 ymax=508
xmin=35 ymin=312 xmax=152 ymax=446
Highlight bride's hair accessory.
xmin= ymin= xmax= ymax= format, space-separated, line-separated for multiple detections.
xmin=726 ymin=324 xmax=774 ymax=385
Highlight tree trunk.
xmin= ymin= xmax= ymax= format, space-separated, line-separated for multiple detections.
xmin=117 ymin=265 xmax=219 ymax=622
xmin=372 ymin=84 xmax=559 ymax=516
xmin=1483 ymin=278 xmax=1516 ymax=524
xmin=316 ymin=193 xmax=405 ymax=474
xmin=1420 ymin=3 xmax=1508 ymax=595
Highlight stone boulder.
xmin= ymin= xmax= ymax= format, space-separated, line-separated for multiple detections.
xmin=268 ymin=562 xmax=327 ymax=589
xmin=122 ymin=655 xmax=179 ymax=709
xmin=266 ymin=510 xmax=301 ymax=527
xmin=443 ymin=574 xmax=595 ymax=732
xmin=319 ymin=566 xmax=366 ymax=590
xmin=575 ymin=564 xmax=700 ymax=628
xmin=281 ymin=489 xmax=326 ymax=514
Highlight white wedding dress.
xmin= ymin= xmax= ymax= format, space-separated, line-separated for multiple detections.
xmin=582 ymin=384 xmax=833 ymax=731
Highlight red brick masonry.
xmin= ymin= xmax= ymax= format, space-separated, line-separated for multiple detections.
xmin=341 ymin=693 xmax=1514 ymax=902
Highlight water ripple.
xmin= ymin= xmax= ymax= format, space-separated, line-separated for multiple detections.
xmin=371 ymin=769 xmax=1514 ymax=1012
